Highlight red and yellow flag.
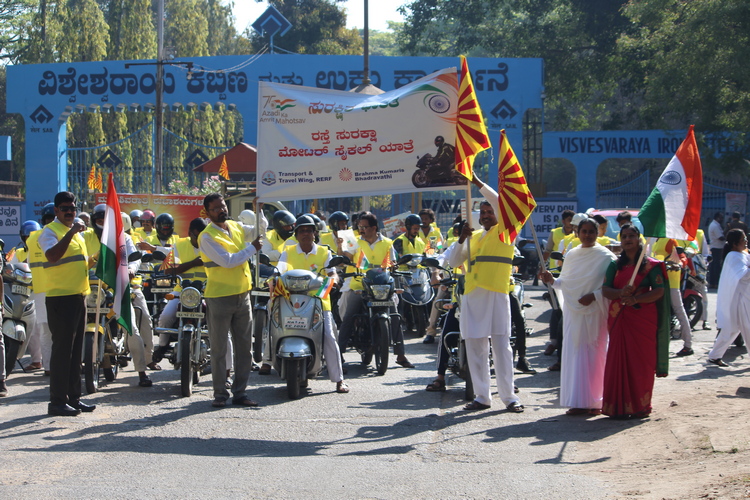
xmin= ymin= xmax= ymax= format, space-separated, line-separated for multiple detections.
xmin=454 ymin=55 xmax=491 ymax=180
xmin=96 ymin=170 xmax=103 ymax=192
xmin=497 ymin=130 xmax=536 ymax=244
xmin=88 ymin=164 xmax=98 ymax=190
xmin=270 ymin=277 xmax=290 ymax=301
xmin=218 ymin=155 xmax=229 ymax=180
xmin=161 ymin=249 xmax=175 ymax=270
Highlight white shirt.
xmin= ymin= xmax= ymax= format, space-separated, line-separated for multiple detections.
xmin=198 ymin=222 xmax=258 ymax=269
xmin=340 ymin=233 xmax=396 ymax=293
xmin=709 ymin=220 xmax=725 ymax=250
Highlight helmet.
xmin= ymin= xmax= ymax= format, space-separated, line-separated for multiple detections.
xmin=329 ymin=211 xmax=349 ymax=229
xmin=238 ymin=209 xmax=256 ymax=226
xmin=405 ymin=214 xmax=422 ymax=229
xmin=302 ymin=213 xmax=325 ymax=233
xmin=272 ymin=210 xmax=296 ymax=240
xmin=571 ymin=212 xmax=588 ymax=227
xmin=41 ymin=202 xmax=55 ymax=222
xmin=20 ymin=220 xmax=42 ymax=237
xmin=155 ymin=213 xmax=174 ymax=239
xmin=121 ymin=212 xmax=132 ymax=233
xmin=92 ymin=204 xmax=106 ymax=222
xmin=141 ymin=209 xmax=156 ymax=222
xmin=294 ymin=214 xmax=317 ymax=233
xmin=130 ymin=209 xmax=143 ymax=220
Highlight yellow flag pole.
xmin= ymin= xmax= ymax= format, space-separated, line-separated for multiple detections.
xmin=92 ymin=279 xmax=103 ymax=369
xmin=465 ymin=181 xmax=473 ymax=272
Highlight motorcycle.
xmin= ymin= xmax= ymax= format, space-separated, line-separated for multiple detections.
xmin=153 ymin=277 xmax=210 ymax=397
xmin=250 ymin=256 xmax=276 ymax=364
xmin=667 ymin=256 xmax=704 ymax=339
xmin=411 ymin=154 xmax=468 ymax=188
xmin=517 ymin=237 xmax=546 ymax=285
xmin=341 ymin=261 xmax=407 ymax=376
xmin=2 ymin=259 xmax=36 ymax=376
xmin=510 ymin=255 xmax=534 ymax=361
xmin=264 ymin=255 xmax=344 ymax=399
xmin=395 ymin=253 xmax=435 ymax=336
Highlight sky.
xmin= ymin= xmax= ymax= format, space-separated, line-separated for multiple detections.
xmin=230 ymin=0 xmax=408 ymax=34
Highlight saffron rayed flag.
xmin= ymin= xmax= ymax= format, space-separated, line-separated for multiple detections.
xmin=96 ymin=171 xmax=103 ymax=192
xmin=639 ymin=126 xmax=703 ymax=240
xmin=454 ymin=55 xmax=491 ymax=180
xmin=218 ymin=154 xmax=229 ymax=180
xmin=497 ymin=130 xmax=537 ymax=244
xmin=95 ymin=173 xmax=132 ymax=333
xmin=87 ymin=164 xmax=98 ymax=190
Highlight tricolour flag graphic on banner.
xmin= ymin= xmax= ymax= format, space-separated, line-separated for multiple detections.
xmin=497 ymin=130 xmax=537 ymax=244
xmin=639 ymin=126 xmax=703 ymax=240
xmin=95 ymin=173 xmax=132 ymax=333
xmin=454 ymin=56 xmax=491 ymax=180
xmin=218 ymin=155 xmax=229 ymax=180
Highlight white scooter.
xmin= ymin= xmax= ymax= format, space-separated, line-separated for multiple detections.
xmin=2 ymin=257 xmax=36 ymax=376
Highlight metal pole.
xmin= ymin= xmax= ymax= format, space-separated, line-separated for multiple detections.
xmin=529 ymin=219 xmax=558 ymax=309
xmin=155 ymin=0 xmax=165 ymax=193
xmin=363 ymin=0 xmax=370 ymax=85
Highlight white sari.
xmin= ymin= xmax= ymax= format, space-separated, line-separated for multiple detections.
xmin=710 ymin=251 xmax=750 ymax=358
xmin=552 ymin=243 xmax=616 ymax=409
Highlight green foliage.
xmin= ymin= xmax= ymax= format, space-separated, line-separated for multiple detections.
xmin=106 ymin=0 xmax=156 ymax=60
xmin=248 ymin=0 xmax=362 ymax=55
xmin=54 ymin=0 xmax=110 ymax=62
xmin=366 ymin=22 xmax=405 ymax=56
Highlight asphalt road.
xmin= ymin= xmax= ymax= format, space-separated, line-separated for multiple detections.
xmin=0 ymin=285 xmax=724 ymax=499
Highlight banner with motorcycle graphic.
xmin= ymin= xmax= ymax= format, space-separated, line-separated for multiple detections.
xmin=256 ymin=68 xmax=463 ymax=201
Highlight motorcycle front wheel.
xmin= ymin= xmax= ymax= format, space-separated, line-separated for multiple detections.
xmin=83 ymin=332 xmax=100 ymax=394
xmin=253 ymin=309 xmax=267 ymax=364
xmin=374 ymin=317 xmax=390 ymax=376
xmin=285 ymin=358 xmax=304 ymax=399
xmin=683 ymin=294 xmax=703 ymax=330
xmin=414 ymin=306 xmax=427 ymax=337
xmin=180 ymin=332 xmax=194 ymax=397
xmin=3 ymin=336 xmax=21 ymax=377
xmin=412 ymin=169 xmax=429 ymax=188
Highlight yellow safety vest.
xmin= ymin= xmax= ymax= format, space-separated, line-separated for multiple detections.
xmin=82 ymin=227 xmax=99 ymax=259
xmin=43 ymin=221 xmax=90 ymax=297
xmin=319 ymin=232 xmax=337 ymax=252
xmin=351 ymin=237 xmax=393 ymax=291
xmin=547 ymin=227 xmax=566 ymax=267
xmin=200 ymin=221 xmax=252 ymax=298
xmin=283 ymin=244 xmax=333 ymax=311
xmin=133 ymin=227 xmax=154 ymax=242
xmin=464 ymin=226 xmax=513 ymax=295
xmin=174 ymin=237 xmax=207 ymax=282
xmin=145 ymin=233 xmax=180 ymax=248
xmin=395 ymin=234 xmax=426 ymax=270
xmin=597 ymin=236 xmax=613 ymax=246
xmin=695 ymin=229 xmax=706 ymax=254
xmin=265 ymin=229 xmax=289 ymax=265
xmin=418 ymin=226 xmax=443 ymax=253
xmin=26 ymin=230 xmax=48 ymax=294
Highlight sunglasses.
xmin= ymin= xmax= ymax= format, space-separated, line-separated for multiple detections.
xmin=58 ymin=206 xmax=77 ymax=213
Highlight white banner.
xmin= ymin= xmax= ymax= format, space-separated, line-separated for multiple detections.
xmin=256 ymin=68 xmax=461 ymax=200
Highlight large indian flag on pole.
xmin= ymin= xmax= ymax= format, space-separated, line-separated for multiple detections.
xmin=639 ymin=126 xmax=703 ymax=240
xmin=95 ymin=173 xmax=132 ymax=333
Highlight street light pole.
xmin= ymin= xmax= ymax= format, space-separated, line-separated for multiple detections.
xmin=155 ymin=0 xmax=165 ymax=193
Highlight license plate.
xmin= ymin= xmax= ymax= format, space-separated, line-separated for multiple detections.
xmin=284 ymin=316 xmax=309 ymax=329
xmin=176 ymin=311 xmax=205 ymax=319
xmin=251 ymin=290 xmax=270 ymax=297
xmin=368 ymin=301 xmax=392 ymax=307
xmin=151 ymin=288 xmax=173 ymax=293
xmin=11 ymin=284 xmax=30 ymax=295
xmin=410 ymin=276 xmax=427 ymax=285
xmin=87 ymin=307 xmax=110 ymax=314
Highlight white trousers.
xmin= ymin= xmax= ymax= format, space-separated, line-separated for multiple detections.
xmin=465 ymin=335 xmax=519 ymax=406
xmin=708 ymin=329 xmax=750 ymax=360
xmin=671 ymin=288 xmax=692 ymax=348
xmin=32 ymin=292 xmax=52 ymax=369
xmin=127 ymin=288 xmax=154 ymax=372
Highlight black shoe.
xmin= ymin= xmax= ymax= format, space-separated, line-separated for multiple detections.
xmin=516 ymin=357 xmax=537 ymax=374
xmin=0 ymin=380 xmax=7 ymax=397
xmin=422 ymin=335 xmax=435 ymax=344
xmin=708 ymin=358 xmax=729 ymax=367
xmin=152 ymin=345 xmax=169 ymax=363
xmin=675 ymin=347 xmax=694 ymax=357
xmin=71 ymin=401 xmax=97 ymax=413
xmin=48 ymin=404 xmax=81 ymax=417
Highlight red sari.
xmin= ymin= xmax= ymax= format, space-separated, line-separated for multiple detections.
xmin=602 ymin=258 xmax=666 ymax=418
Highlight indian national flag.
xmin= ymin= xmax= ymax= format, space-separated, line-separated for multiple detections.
xmin=95 ymin=173 xmax=132 ymax=333
xmin=639 ymin=126 xmax=703 ymax=240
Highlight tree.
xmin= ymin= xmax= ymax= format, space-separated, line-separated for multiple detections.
xmin=54 ymin=0 xmax=110 ymax=62
xmin=366 ymin=22 xmax=404 ymax=57
xmin=106 ymin=0 xmax=156 ymax=60
xmin=248 ymin=0 xmax=362 ymax=55
xmin=166 ymin=0 xmax=209 ymax=57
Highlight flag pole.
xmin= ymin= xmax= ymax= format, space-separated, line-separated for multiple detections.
xmin=465 ymin=182 xmax=473 ymax=272
xmin=628 ymin=238 xmax=653 ymax=287
xmin=528 ymin=219 xmax=558 ymax=310
xmin=92 ymin=279 xmax=103 ymax=367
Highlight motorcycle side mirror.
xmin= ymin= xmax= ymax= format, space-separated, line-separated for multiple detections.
xmin=128 ymin=251 xmax=142 ymax=263
xmin=340 ymin=255 xmax=353 ymax=266
xmin=550 ymin=251 xmax=564 ymax=261
xmin=328 ymin=256 xmax=345 ymax=268
xmin=140 ymin=253 xmax=154 ymax=263
xmin=396 ymin=254 xmax=413 ymax=266
xmin=152 ymin=250 xmax=167 ymax=261
xmin=512 ymin=255 xmax=525 ymax=266
xmin=421 ymin=257 xmax=441 ymax=269
xmin=259 ymin=253 xmax=271 ymax=266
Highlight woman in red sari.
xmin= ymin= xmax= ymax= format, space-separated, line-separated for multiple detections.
xmin=601 ymin=225 xmax=668 ymax=419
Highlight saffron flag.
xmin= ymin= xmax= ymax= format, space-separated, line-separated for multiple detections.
xmin=639 ymin=126 xmax=703 ymax=240
xmin=454 ymin=56 xmax=491 ymax=180
xmin=87 ymin=164 xmax=97 ymax=190
xmin=496 ymin=130 xmax=537 ymax=244
xmin=270 ymin=277 xmax=290 ymax=301
xmin=381 ymin=252 xmax=393 ymax=269
xmin=96 ymin=171 xmax=103 ymax=192
xmin=95 ymin=173 xmax=132 ymax=333
xmin=356 ymin=251 xmax=370 ymax=270
xmin=161 ymin=249 xmax=175 ymax=270
xmin=218 ymin=155 xmax=229 ymax=180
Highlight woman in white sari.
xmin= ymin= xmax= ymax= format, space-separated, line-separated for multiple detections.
xmin=707 ymin=229 xmax=750 ymax=366
xmin=541 ymin=218 xmax=616 ymax=415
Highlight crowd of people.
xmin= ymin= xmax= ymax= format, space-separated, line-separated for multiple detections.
xmin=0 ymin=184 xmax=747 ymax=421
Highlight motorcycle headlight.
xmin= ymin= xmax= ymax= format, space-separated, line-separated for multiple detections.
xmin=86 ymin=288 xmax=106 ymax=308
xmin=370 ymin=284 xmax=392 ymax=301
xmin=14 ymin=268 xmax=32 ymax=285
xmin=156 ymin=277 xmax=172 ymax=288
xmin=180 ymin=287 xmax=202 ymax=309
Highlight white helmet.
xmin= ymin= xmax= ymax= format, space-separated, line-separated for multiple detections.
xmin=238 ymin=209 xmax=256 ymax=226
xmin=571 ymin=212 xmax=588 ymax=227
xmin=121 ymin=212 xmax=132 ymax=232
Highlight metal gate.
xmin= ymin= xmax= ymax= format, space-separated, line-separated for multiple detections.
xmin=66 ymin=121 xmax=230 ymax=196
xmin=596 ymin=168 xmax=650 ymax=210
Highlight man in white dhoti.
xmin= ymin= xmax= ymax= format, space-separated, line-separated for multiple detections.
xmin=541 ymin=218 xmax=615 ymax=415
xmin=448 ymin=176 xmax=524 ymax=413
xmin=707 ymin=229 xmax=750 ymax=366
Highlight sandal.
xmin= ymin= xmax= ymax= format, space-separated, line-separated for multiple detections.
xmin=463 ymin=400 xmax=491 ymax=411
xmin=212 ymin=398 xmax=226 ymax=408
xmin=336 ymin=381 xmax=350 ymax=393
xmin=506 ymin=402 xmax=525 ymax=413
xmin=425 ymin=378 xmax=446 ymax=392
xmin=565 ymin=408 xmax=589 ymax=416
xmin=588 ymin=409 xmax=602 ymax=415
xmin=232 ymin=397 xmax=259 ymax=407
xmin=147 ymin=362 xmax=162 ymax=371
xmin=258 ymin=364 xmax=272 ymax=375
xmin=708 ymin=358 xmax=729 ymax=367
xmin=396 ymin=358 xmax=415 ymax=368
xmin=138 ymin=375 xmax=153 ymax=387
